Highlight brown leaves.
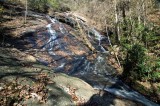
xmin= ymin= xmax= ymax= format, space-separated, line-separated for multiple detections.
xmin=0 ymin=72 xmax=54 ymax=106
xmin=68 ymin=86 xmax=78 ymax=101
xmin=65 ymin=85 xmax=86 ymax=106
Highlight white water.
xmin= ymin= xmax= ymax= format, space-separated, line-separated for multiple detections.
xmin=42 ymin=16 xmax=59 ymax=55
xmin=59 ymin=23 xmax=67 ymax=34
xmin=45 ymin=23 xmax=57 ymax=51
xmin=94 ymin=86 xmax=159 ymax=106
xmin=91 ymin=28 xmax=108 ymax=53
xmin=46 ymin=15 xmax=57 ymax=23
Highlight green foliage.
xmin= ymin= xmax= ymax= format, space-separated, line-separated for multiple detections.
xmin=0 ymin=5 xmax=4 ymax=16
xmin=151 ymin=71 xmax=160 ymax=81
xmin=117 ymin=17 xmax=160 ymax=82
xmin=123 ymin=44 xmax=150 ymax=80
xmin=28 ymin=0 xmax=60 ymax=13
xmin=27 ymin=0 xmax=70 ymax=13
xmin=28 ymin=0 xmax=48 ymax=13
xmin=150 ymin=59 xmax=160 ymax=81
xmin=48 ymin=0 xmax=59 ymax=10
xmin=119 ymin=19 xmax=159 ymax=48
xmin=122 ymin=43 xmax=160 ymax=81
xmin=0 ymin=5 xmax=4 ymax=23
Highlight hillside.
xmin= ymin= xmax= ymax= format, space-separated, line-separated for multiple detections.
xmin=0 ymin=0 xmax=160 ymax=106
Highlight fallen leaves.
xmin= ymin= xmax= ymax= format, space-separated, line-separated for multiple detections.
xmin=59 ymin=85 xmax=86 ymax=106
xmin=0 ymin=72 xmax=54 ymax=106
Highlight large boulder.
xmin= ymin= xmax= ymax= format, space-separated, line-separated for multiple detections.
xmin=0 ymin=47 xmax=97 ymax=106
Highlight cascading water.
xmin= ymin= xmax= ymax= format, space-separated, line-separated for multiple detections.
xmin=43 ymin=16 xmax=67 ymax=55
xmin=59 ymin=23 xmax=67 ymax=34
xmin=72 ymin=54 xmax=159 ymax=106
xmin=42 ymin=16 xmax=57 ymax=52
xmin=91 ymin=29 xmax=109 ymax=53
xmin=49 ymin=16 xmax=159 ymax=106
xmin=23 ymin=14 xmax=159 ymax=106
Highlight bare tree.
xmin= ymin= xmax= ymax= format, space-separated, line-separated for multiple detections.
xmin=114 ymin=0 xmax=120 ymax=42
xmin=24 ymin=0 xmax=27 ymax=24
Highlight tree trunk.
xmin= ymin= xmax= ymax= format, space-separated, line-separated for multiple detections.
xmin=24 ymin=0 xmax=27 ymax=24
xmin=142 ymin=0 xmax=146 ymax=26
xmin=114 ymin=0 xmax=120 ymax=43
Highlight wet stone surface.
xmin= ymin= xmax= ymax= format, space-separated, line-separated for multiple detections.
xmin=12 ymin=16 xmax=111 ymax=76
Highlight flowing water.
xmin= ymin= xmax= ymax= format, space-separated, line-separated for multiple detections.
xmin=45 ymin=16 xmax=159 ymax=106
xmin=17 ymin=14 xmax=159 ymax=106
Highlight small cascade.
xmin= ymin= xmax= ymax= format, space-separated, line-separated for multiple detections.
xmin=68 ymin=53 xmax=159 ymax=106
xmin=41 ymin=16 xmax=60 ymax=55
xmin=46 ymin=15 xmax=57 ymax=23
xmin=94 ymin=83 xmax=159 ymax=106
xmin=59 ymin=23 xmax=67 ymax=34
xmin=91 ymin=28 xmax=108 ymax=53
xmin=45 ymin=24 xmax=57 ymax=51
xmin=91 ymin=28 xmax=102 ymax=42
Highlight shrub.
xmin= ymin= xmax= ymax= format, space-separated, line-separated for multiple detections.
xmin=123 ymin=44 xmax=150 ymax=80
xmin=28 ymin=0 xmax=48 ymax=13
xmin=28 ymin=0 xmax=64 ymax=13
xmin=152 ymin=71 xmax=160 ymax=81
xmin=151 ymin=59 xmax=160 ymax=81
xmin=0 ymin=5 xmax=4 ymax=23
xmin=0 ymin=5 xmax=4 ymax=16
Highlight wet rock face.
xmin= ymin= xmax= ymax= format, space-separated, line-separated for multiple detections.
xmin=15 ymin=14 xmax=112 ymax=77
xmin=30 ymin=23 xmax=90 ymax=72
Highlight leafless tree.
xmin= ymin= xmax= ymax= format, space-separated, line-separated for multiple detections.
xmin=24 ymin=0 xmax=27 ymax=24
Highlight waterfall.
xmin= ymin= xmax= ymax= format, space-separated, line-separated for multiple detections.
xmin=30 ymin=15 xmax=159 ymax=106
xmin=41 ymin=16 xmax=59 ymax=55
xmin=91 ymin=28 xmax=108 ymax=53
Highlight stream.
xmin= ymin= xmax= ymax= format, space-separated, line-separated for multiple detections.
xmin=18 ymin=13 xmax=160 ymax=106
